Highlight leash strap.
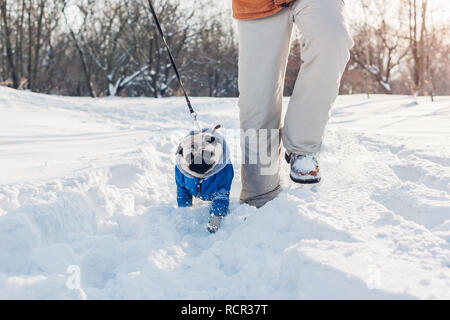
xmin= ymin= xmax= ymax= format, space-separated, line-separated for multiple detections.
xmin=147 ymin=0 xmax=199 ymax=124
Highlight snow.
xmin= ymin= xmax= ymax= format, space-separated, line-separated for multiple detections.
xmin=0 ymin=86 xmax=449 ymax=299
xmin=380 ymin=78 xmax=391 ymax=93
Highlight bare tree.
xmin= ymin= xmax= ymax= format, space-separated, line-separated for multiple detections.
xmin=0 ymin=0 xmax=19 ymax=88
xmin=62 ymin=0 xmax=96 ymax=97
xmin=187 ymin=10 xmax=238 ymax=97
xmin=349 ymin=0 xmax=408 ymax=94
xmin=2 ymin=0 xmax=447 ymax=97
xmin=404 ymin=0 xmax=429 ymax=96
xmin=60 ymin=0 xmax=195 ymax=97
xmin=30 ymin=0 xmax=46 ymax=91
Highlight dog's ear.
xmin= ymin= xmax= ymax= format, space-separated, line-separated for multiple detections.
xmin=176 ymin=146 xmax=183 ymax=156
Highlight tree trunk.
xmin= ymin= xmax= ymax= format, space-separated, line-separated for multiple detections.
xmin=0 ymin=0 xmax=19 ymax=88
xmin=17 ymin=0 xmax=26 ymax=82
xmin=408 ymin=0 xmax=428 ymax=96
xmin=27 ymin=0 xmax=33 ymax=90
xmin=62 ymin=6 xmax=96 ymax=98
xmin=31 ymin=0 xmax=45 ymax=92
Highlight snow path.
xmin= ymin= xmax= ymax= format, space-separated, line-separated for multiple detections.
xmin=0 ymin=87 xmax=449 ymax=299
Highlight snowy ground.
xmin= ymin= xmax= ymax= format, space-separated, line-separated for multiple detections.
xmin=0 ymin=86 xmax=449 ymax=299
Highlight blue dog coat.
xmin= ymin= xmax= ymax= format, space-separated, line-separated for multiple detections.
xmin=175 ymin=129 xmax=234 ymax=216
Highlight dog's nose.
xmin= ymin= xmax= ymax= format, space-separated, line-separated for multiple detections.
xmin=193 ymin=153 xmax=204 ymax=165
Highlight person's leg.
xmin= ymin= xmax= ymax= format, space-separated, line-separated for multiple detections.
xmin=237 ymin=9 xmax=293 ymax=208
xmin=283 ymin=0 xmax=354 ymax=155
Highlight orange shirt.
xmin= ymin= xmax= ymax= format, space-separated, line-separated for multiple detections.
xmin=232 ymin=0 xmax=292 ymax=20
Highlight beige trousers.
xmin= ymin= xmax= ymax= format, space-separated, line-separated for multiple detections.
xmin=238 ymin=0 xmax=354 ymax=207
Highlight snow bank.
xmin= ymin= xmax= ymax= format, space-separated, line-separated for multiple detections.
xmin=0 ymin=87 xmax=449 ymax=299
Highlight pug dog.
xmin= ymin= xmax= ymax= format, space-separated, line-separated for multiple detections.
xmin=175 ymin=127 xmax=234 ymax=233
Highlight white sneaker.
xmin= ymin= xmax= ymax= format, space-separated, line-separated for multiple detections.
xmin=285 ymin=152 xmax=321 ymax=184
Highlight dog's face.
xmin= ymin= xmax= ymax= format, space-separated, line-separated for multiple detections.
xmin=177 ymin=132 xmax=222 ymax=178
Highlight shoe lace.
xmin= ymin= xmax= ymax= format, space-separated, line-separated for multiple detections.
xmin=291 ymin=153 xmax=317 ymax=162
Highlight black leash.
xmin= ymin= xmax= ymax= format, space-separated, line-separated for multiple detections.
xmin=147 ymin=0 xmax=200 ymax=129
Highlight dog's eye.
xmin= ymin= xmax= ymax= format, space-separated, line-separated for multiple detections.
xmin=186 ymin=153 xmax=194 ymax=163
xmin=203 ymin=151 xmax=215 ymax=160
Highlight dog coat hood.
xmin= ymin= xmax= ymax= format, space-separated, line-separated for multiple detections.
xmin=176 ymin=128 xmax=230 ymax=179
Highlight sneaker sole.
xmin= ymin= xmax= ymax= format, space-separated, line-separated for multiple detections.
xmin=290 ymin=174 xmax=322 ymax=184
